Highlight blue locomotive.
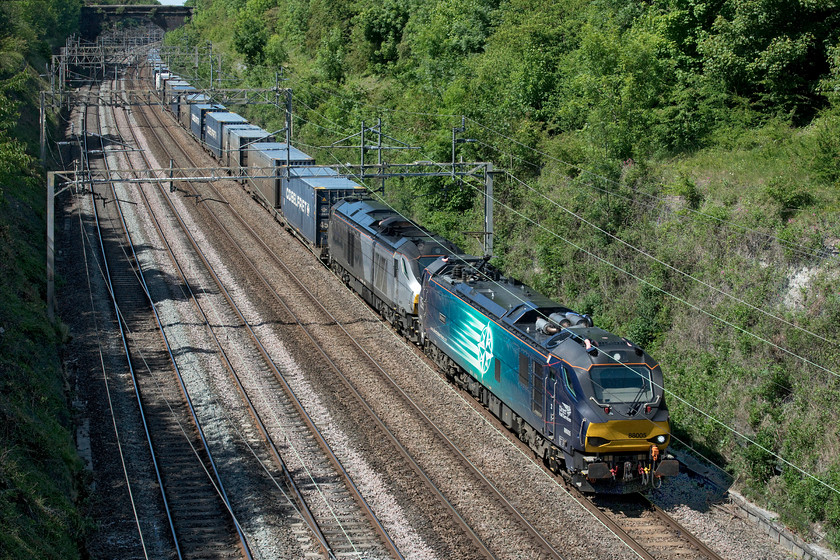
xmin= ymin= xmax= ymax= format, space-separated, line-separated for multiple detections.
xmin=418 ymin=255 xmax=678 ymax=492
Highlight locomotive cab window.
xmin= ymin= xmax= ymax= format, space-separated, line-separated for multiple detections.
xmin=590 ymin=366 xmax=653 ymax=403
xmin=562 ymin=365 xmax=577 ymax=400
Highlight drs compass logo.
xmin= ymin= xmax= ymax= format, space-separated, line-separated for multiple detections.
xmin=478 ymin=322 xmax=493 ymax=376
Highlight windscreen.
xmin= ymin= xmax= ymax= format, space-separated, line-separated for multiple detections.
xmin=590 ymin=366 xmax=653 ymax=403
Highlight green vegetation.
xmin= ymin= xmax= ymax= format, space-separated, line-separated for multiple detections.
xmin=0 ymin=1 xmax=85 ymax=558
xmin=172 ymin=0 xmax=840 ymax=548
xmin=90 ymin=1 xmax=162 ymax=5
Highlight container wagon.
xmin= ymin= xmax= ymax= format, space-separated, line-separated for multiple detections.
xmin=247 ymin=143 xmax=315 ymax=208
xmin=189 ymin=103 xmax=226 ymax=142
xmin=282 ymin=167 xmax=366 ymax=251
xmin=204 ymin=112 xmax=249 ymax=158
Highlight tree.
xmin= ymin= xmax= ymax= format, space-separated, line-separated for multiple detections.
xmin=265 ymin=34 xmax=288 ymax=67
xmin=403 ymin=0 xmax=499 ymax=84
xmin=316 ymin=27 xmax=345 ymax=82
xmin=233 ymin=12 xmax=268 ymax=66
xmin=356 ymin=0 xmax=410 ymax=68
xmin=698 ymin=0 xmax=840 ymax=121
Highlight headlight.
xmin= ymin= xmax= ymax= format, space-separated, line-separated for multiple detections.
xmin=655 ymin=435 xmax=667 ymax=444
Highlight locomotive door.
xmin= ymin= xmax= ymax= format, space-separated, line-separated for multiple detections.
xmin=545 ymin=371 xmax=558 ymax=440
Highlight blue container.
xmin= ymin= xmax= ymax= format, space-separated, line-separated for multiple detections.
xmin=282 ymin=167 xmax=366 ymax=247
xmin=249 ymin=143 xmax=315 ymax=207
xmin=179 ymin=93 xmax=211 ymax=128
xmin=204 ymin=112 xmax=248 ymax=158
xmin=189 ymin=103 xmax=226 ymax=141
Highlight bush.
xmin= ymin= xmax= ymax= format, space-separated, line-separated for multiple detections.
xmin=810 ymin=115 xmax=840 ymax=186
xmin=666 ymin=175 xmax=703 ymax=210
xmin=742 ymin=428 xmax=777 ymax=485
xmin=765 ymin=176 xmax=815 ymax=220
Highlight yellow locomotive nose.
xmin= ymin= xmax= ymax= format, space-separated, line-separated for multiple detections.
xmin=584 ymin=420 xmax=670 ymax=453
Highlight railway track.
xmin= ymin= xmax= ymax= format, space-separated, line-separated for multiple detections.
xmin=116 ymin=66 xmax=401 ymax=559
xmin=588 ymin=493 xmax=725 ymax=560
xmin=74 ymin=51 xmax=736 ymax=559
xmin=126 ymin=68 xmax=589 ymax=559
xmin=82 ymin=79 xmax=251 ymax=559
xmin=82 ymin=61 xmax=375 ymax=559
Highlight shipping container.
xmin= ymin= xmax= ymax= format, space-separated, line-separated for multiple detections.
xmin=224 ymin=126 xmax=275 ymax=174
xmin=161 ymin=76 xmax=185 ymax=100
xmin=189 ymin=103 xmax=226 ymax=141
xmin=282 ymin=167 xmax=366 ymax=247
xmin=248 ymin=143 xmax=315 ymax=208
xmin=178 ymin=93 xmax=211 ymax=129
xmin=170 ymin=84 xmax=197 ymax=118
xmin=164 ymin=79 xmax=190 ymax=106
xmin=204 ymin=112 xmax=249 ymax=158
xmin=155 ymin=71 xmax=171 ymax=91
xmin=220 ymin=124 xmax=260 ymax=168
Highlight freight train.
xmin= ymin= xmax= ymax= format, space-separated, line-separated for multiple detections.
xmin=147 ymin=51 xmax=679 ymax=492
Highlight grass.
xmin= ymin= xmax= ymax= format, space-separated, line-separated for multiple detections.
xmin=0 ymin=59 xmax=85 ymax=558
